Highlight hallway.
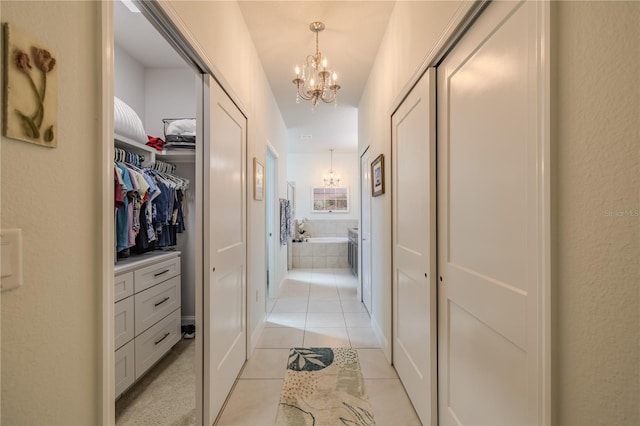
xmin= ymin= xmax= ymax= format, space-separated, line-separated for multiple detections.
xmin=216 ymin=268 xmax=421 ymax=426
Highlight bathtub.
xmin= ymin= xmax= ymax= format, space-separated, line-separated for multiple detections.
xmin=292 ymin=237 xmax=349 ymax=268
xmin=305 ymin=237 xmax=348 ymax=243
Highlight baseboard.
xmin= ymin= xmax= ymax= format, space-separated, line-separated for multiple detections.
xmin=181 ymin=316 xmax=196 ymax=326
xmin=248 ymin=316 xmax=266 ymax=356
xmin=371 ymin=315 xmax=391 ymax=362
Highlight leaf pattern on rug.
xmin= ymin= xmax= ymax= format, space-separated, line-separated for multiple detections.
xmin=340 ymin=401 xmax=375 ymax=426
xmin=287 ymin=347 xmax=334 ymax=371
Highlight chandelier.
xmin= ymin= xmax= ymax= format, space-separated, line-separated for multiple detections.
xmin=324 ymin=149 xmax=341 ymax=187
xmin=292 ymin=21 xmax=341 ymax=107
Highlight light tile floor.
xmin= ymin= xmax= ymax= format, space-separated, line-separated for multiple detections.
xmin=215 ymin=268 xmax=421 ymax=426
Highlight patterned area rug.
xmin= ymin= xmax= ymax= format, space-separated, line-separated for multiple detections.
xmin=275 ymin=347 xmax=376 ymax=426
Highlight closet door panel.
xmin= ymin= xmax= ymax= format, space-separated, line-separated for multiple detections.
xmin=437 ymin=1 xmax=548 ymax=424
xmin=202 ymin=74 xmax=247 ymax=426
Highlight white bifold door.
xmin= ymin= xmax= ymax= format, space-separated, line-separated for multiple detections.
xmin=202 ymin=74 xmax=247 ymax=425
xmin=391 ymin=68 xmax=437 ymax=426
xmin=437 ymin=1 xmax=547 ymax=424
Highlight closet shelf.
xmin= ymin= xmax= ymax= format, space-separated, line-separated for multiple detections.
xmin=157 ymin=149 xmax=195 ymax=164
xmin=115 ymin=133 xmax=156 ymax=166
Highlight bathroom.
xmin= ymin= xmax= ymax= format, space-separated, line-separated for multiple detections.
xmin=287 ymin=149 xmax=359 ymax=271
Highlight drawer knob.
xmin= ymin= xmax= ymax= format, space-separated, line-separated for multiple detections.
xmin=154 ymin=296 xmax=171 ymax=307
xmin=154 ymin=269 xmax=170 ymax=277
xmin=154 ymin=332 xmax=171 ymax=345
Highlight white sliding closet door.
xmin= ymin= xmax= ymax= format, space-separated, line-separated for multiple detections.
xmin=437 ymin=1 xmax=548 ymax=424
xmin=360 ymin=148 xmax=372 ymax=314
xmin=202 ymin=74 xmax=247 ymax=425
xmin=391 ymin=68 xmax=437 ymax=425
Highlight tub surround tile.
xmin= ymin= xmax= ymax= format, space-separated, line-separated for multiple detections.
xmin=312 ymin=257 xmax=327 ymax=268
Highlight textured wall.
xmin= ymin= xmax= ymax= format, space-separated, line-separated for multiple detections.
xmin=552 ymin=2 xmax=640 ymax=424
xmin=1 ymin=1 xmax=101 ymax=424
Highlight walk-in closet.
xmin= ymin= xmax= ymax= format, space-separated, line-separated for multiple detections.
xmin=112 ymin=1 xmax=199 ymax=423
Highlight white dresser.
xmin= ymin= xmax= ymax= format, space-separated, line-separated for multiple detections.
xmin=114 ymin=251 xmax=182 ymax=398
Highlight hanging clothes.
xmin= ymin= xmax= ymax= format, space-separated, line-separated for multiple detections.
xmin=114 ymin=158 xmax=189 ymax=259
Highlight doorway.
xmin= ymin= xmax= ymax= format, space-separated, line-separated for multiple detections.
xmin=103 ymin=2 xmax=250 ymax=425
xmin=266 ymin=146 xmax=278 ymax=305
xmin=110 ymin=2 xmax=201 ymax=424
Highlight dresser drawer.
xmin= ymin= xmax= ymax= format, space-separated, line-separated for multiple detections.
xmin=134 ymin=256 xmax=180 ymax=293
xmin=134 ymin=275 xmax=181 ymax=336
xmin=114 ymin=296 xmax=134 ymax=350
xmin=114 ymin=272 xmax=134 ymax=302
xmin=134 ymin=308 xmax=181 ymax=380
xmin=115 ymin=340 xmax=135 ymax=398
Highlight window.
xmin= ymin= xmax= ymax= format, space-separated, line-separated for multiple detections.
xmin=312 ymin=187 xmax=349 ymax=213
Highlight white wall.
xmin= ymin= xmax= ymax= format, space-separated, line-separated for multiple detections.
xmin=1 ymin=1 xmax=101 ymax=424
xmin=144 ymin=68 xmax=195 ymax=138
xmin=551 ymin=2 xmax=639 ymax=424
xmin=288 ymin=151 xmax=360 ymax=221
xmin=357 ymin=0 xmax=464 ymax=359
xmin=162 ymin=1 xmax=289 ymax=349
xmin=114 ymin=43 xmax=145 ymax=121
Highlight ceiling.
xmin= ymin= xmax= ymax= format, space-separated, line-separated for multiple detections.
xmin=114 ymin=1 xmax=396 ymax=153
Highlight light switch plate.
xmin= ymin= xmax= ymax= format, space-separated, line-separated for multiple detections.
xmin=1 ymin=229 xmax=23 ymax=291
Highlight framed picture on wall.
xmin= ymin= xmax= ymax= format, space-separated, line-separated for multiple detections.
xmin=253 ymin=158 xmax=264 ymax=201
xmin=371 ymin=154 xmax=385 ymax=196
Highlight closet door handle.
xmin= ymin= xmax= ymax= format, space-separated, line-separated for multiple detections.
xmin=154 ymin=269 xmax=170 ymax=277
xmin=154 ymin=332 xmax=170 ymax=345
xmin=154 ymin=297 xmax=170 ymax=307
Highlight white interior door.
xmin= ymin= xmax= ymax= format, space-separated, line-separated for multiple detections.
xmin=437 ymin=1 xmax=547 ymax=424
xmin=360 ymin=149 xmax=372 ymax=314
xmin=391 ymin=68 xmax=437 ymax=425
xmin=202 ymin=75 xmax=247 ymax=425
xmin=266 ymin=149 xmax=277 ymax=301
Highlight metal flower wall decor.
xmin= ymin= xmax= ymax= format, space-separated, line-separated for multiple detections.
xmin=2 ymin=23 xmax=58 ymax=147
